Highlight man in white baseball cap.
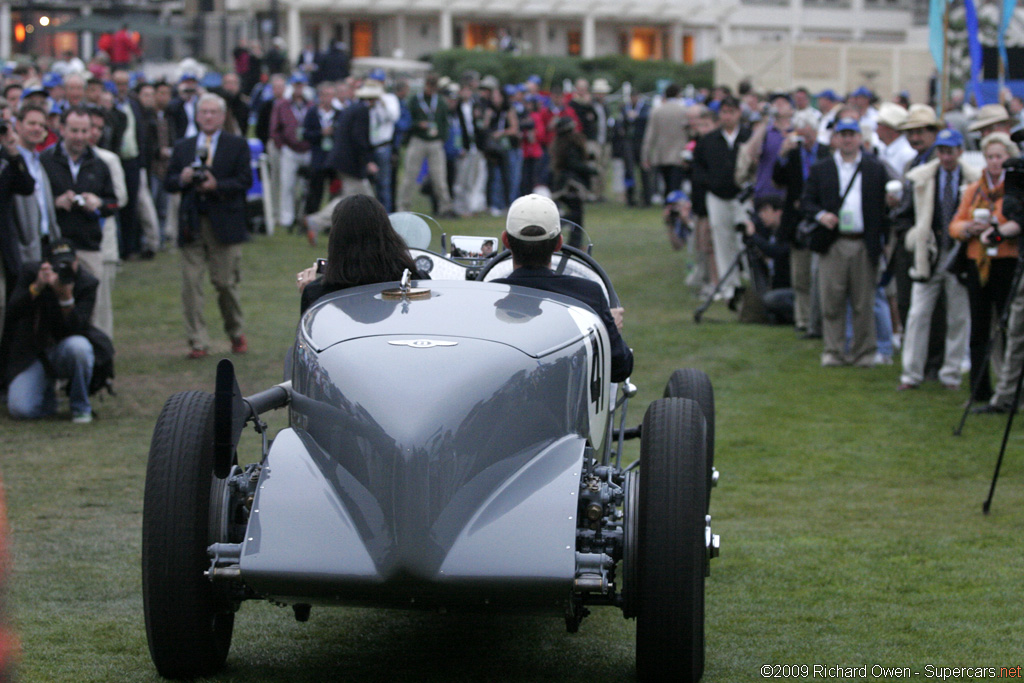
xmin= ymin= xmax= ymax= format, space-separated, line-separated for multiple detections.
xmin=492 ymin=194 xmax=634 ymax=381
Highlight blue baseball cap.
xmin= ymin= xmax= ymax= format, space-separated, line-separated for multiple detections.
xmin=503 ymin=84 xmax=519 ymax=96
xmin=201 ymin=72 xmax=223 ymax=89
xmin=21 ymin=85 xmax=48 ymax=99
xmin=368 ymin=68 xmax=386 ymax=82
xmin=527 ymin=74 xmax=542 ymax=85
xmin=42 ymin=73 xmax=63 ymax=89
xmin=935 ymin=128 xmax=964 ymax=148
xmin=288 ymin=72 xmax=308 ymax=85
xmin=816 ymin=89 xmax=840 ymax=101
xmin=850 ymin=86 xmax=873 ymax=99
xmin=665 ymin=190 xmax=689 ymax=205
xmin=179 ymin=72 xmax=198 ymax=83
xmin=834 ymin=117 xmax=861 ymax=133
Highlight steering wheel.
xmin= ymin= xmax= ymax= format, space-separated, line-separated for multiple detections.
xmin=475 ymin=244 xmax=620 ymax=308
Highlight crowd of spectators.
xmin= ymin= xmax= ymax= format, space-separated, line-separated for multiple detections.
xmin=8 ymin=34 xmax=1024 ymax=420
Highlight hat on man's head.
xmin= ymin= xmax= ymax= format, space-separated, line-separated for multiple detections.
xmin=527 ymin=74 xmax=542 ymax=85
xmin=592 ymin=78 xmax=612 ymax=94
xmin=935 ymin=128 xmax=964 ymax=148
xmin=42 ymin=73 xmax=63 ymax=89
xmin=833 ymin=117 xmax=861 ymax=133
xmin=899 ymin=104 xmax=941 ymax=131
xmin=850 ymin=86 xmax=873 ymax=99
xmin=816 ymin=89 xmax=841 ymax=102
xmin=506 ymin=194 xmax=562 ymax=241
xmin=480 ymin=75 xmax=500 ymax=91
xmin=768 ymin=91 xmax=792 ymax=104
xmin=876 ymin=102 xmax=908 ymax=130
xmin=968 ymin=103 xmax=1014 ymax=132
xmin=288 ymin=72 xmax=308 ymax=85
xmin=368 ymin=68 xmax=387 ymax=83
xmin=179 ymin=72 xmax=198 ymax=84
xmin=355 ymin=82 xmax=384 ymax=99
xmin=20 ymin=85 xmax=48 ymax=100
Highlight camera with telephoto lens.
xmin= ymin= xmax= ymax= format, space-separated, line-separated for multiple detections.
xmin=49 ymin=245 xmax=76 ymax=285
xmin=1000 ymin=158 xmax=1024 ymax=237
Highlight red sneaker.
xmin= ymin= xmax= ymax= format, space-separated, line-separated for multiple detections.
xmin=231 ymin=335 xmax=248 ymax=354
xmin=187 ymin=348 xmax=208 ymax=360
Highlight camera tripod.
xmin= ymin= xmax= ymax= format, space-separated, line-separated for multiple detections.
xmin=694 ymin=246 xmax=748 ymax=323
xmin=949 ymin=248 xmax=1024 ymax=512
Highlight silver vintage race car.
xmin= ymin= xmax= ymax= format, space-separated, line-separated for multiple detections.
xmin=142 ymin=216 xmax=720 ymax=681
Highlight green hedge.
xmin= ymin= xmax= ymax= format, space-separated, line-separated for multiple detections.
xmin=425 ymin=49 xmax=713 ymax=93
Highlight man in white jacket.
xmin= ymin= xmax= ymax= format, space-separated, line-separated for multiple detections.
xmin=898 ymin=128 xmax=977 ymax=391
xmin=86 ymin=107 xmax=129 ymax=340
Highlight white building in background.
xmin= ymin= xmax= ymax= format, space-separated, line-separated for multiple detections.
xmin=222 ymin=0 xmax=928 ymax=65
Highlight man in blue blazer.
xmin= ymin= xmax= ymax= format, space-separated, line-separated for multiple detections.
xmin=165 ymin=93 xmax=252 ymax=359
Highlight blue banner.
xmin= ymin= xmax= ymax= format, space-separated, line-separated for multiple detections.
xmin=929 ymin=0 xmax=946 ymax=72
xmin=999 ymin=0 xmax=1018 ymax=74
xmin=965 ymin=0 xmax=984 ymax=104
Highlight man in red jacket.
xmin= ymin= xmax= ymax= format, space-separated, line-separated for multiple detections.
xmin=109 ymin=24 xmax=142 ymax=70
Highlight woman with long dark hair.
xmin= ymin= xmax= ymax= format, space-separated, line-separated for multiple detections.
xmin=550 ymin=117 xmax=595 ymax=248
xmin=296 ymin=194 xmax=424 ymax=314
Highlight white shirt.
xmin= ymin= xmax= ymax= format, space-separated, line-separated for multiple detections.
xmin=184 ymin=98 xmax=198 ymax=139
xmin=879 ymin=135 xmax=917 ymax=178
xmin=18 ymin=146 xmax=51 ymax=236
xmin=722 ymin=127 xmax=740 ymax=150
xmin=833 ymin=150 xmax=864 ymax=234
xmin=369 ymin=93 xmax=400 ymax=146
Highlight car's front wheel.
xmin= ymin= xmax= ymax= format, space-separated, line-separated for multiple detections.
xmin=633 ymin=397 xmax=707 ymax=683
xmin=142 ymin=390 xmax=235 ymax=678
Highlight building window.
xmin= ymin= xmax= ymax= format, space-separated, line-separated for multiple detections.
xmin=351 ymin=21 xmax=373 ymax=57
xmin=465 ymin=24 xmax=498 ymax=49
xmin=628 ymin=27 xmax=663 ymax=60
xmin=568 ymin=30 xmax=581 ymax=56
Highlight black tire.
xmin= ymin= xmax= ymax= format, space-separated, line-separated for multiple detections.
xmin=664 ymin=369 xmax=715 ymax=505
xmin=142 ymin=391 xmax=235 ymax=678
xmin=635 ymin=398 xmax=707 ymax=683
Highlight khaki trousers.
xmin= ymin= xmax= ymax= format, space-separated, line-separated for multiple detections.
xmin=705 ymin=193 xmax=748 ymax=295
xmin=819 ymin=236 xmax=877 ymax=365
xmin=397 ymin=137 xmax=451 ymax=214
xmin=76 ymin=249 xmax=110 ymax=340
xmin=791 ymin=247 xmax=812 ymax=330
xmin=900 ymin=267 xmax=970 ymax=387
xmin=180 ymin=217 xmax=244 ymax=351
xmin=992 ymin=272 xmax=1024 ymax=406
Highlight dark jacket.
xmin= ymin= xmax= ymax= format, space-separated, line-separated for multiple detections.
xmin=0 ymin=149 xmax=37 ymax=292
xmin=303 ymin=105 xmax=337 ymax=170
xmin=40 ymin=143 xmax=118 ymax=252
xmin=692 ymin=126 xmax=752 ymax=200
xmin=165 ymin=96 xmax=196 ymax=143
xmin=801 ymin=152 xmax=891 ymax=266
xmin=772 ymin=142 xmax=832 ymax=245
xmin=330 ymin=101 xmax=372 ymax=178
xmin=3 ymin=261 xmax=98 ymax=384
xmin=165 ymin=131 xmax=253 ymax=246
xmin=316 ymin=46 xmax=350 ymax=83
xmin=493 ymin=267 xmax=634 ymax=382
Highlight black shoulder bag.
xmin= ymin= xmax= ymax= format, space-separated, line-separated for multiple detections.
xmin=797 ymin=161 xmax=863 ymax=254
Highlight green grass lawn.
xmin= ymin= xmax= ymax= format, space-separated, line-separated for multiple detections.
xmin=3 ymin=199 xmax=1023 ymax=682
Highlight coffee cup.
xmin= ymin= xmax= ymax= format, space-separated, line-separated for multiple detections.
xmin=885 ymin=180 xmax=903 ymax=200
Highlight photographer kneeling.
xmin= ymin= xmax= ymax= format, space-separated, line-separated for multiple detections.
xmin=5 ymin=241 xmax=102 ymax=423
xmin=741 ymin=196 xmax=795 ymax=325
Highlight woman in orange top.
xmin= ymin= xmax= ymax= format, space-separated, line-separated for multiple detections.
xmin=949 ymin=132 xmax=1022 ymax=401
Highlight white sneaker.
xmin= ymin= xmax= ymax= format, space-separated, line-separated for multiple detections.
xmin=72 ymin=411 xmax=93 ymax=424
xmin=873 ymin=353 xmax=893 ymax=365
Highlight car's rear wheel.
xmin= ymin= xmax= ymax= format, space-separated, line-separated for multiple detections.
xmin=664 ymin=368 xmax=715 ymax=507
xmin=634 ymin=397 xmax=707 ymax=683
xmin=142 ymin=391 xmax=235 ymax=678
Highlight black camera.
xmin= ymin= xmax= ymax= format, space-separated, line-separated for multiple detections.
xmin=1004 ymin=157 xmax=1024 ymax=198
xmin=49 ymin=247 xmax=76 ymax=285
xmin=0 ymin=122 xmax=8 ymax=137
xmin=191 ymin=145 xmax=211 ymax=184
xmin=736 ymin=183 xmax=755 ymax=204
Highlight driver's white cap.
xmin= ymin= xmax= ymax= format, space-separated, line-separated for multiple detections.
xmin=506 ymin=194 xmax=561 ymax=241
